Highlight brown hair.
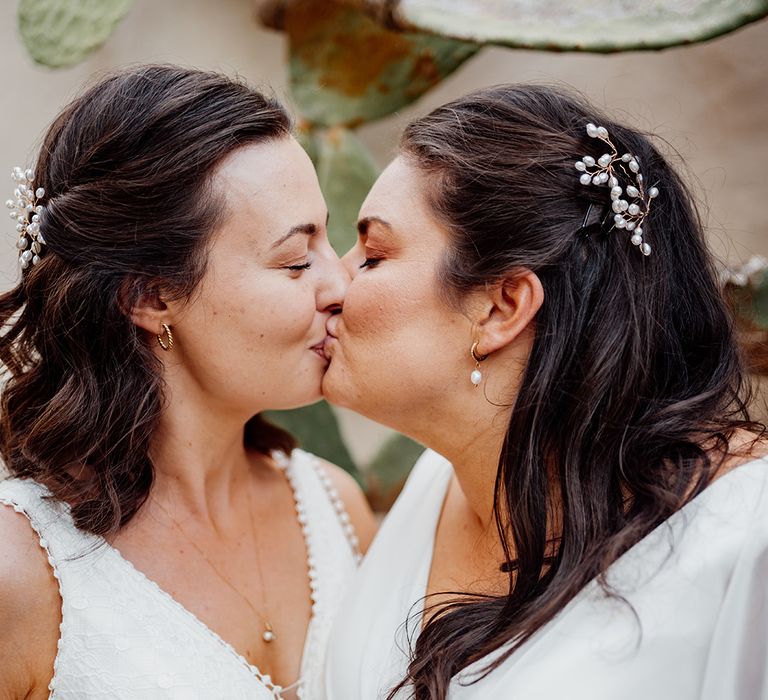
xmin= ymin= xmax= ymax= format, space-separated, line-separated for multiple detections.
xmin=391 ymin=84 xmax=764 ymax=698
xmin=0 ymin=65 xmax=295 ymax=536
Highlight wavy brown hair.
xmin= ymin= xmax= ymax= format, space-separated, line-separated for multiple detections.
xmin=389 ymin=84 xmax=765 ymax=699
xmin=0 ymin=65 xmax=294 ymax=536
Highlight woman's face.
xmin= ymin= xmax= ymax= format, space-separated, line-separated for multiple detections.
xmin=322 ymin=156 xmax=476 ymax=434
xmin=166 ymin=137 xmax=347 ymax=416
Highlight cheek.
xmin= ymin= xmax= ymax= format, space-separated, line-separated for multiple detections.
xmin=328 ymin=267 xmax=468 ymax=420
xmin=233 ymin=280 xmax=316 ymax=351
xmin=186 ymin=275 xmax=317 ymax=376
xmin=341 ymin=266 xmax=445 ymax=381
xmin=344 ymin=272 xmax=409 ymax=344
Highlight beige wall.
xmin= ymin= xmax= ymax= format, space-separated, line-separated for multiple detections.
xmin=1 ymin=0 xmax=767 ymax=462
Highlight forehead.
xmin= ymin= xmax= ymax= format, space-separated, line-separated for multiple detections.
xmin=359 ymin=156 xmax=436 ymax=229
xmin=214 ymin=137 xmax=326 ymax=245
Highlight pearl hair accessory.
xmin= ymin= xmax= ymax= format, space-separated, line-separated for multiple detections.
xmin=575 ymin=123 xmax=659 ymax=256
xmin=6 ymin=166 xmax=46 ymax=270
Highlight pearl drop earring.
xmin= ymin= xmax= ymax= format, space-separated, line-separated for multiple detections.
xmin=470 ymin=341 xmax=487 ymax=386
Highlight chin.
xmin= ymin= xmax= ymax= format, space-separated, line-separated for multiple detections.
xmin=264 ymin=379 xmax=324 ymax=412
xmin=289 ymin=388 xmax=324 ymax=410
xmin=320 ymin=370 xmax=349 ymax=409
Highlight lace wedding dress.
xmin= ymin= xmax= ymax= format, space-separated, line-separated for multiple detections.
xmin=0 ymin=449 xmax=359 ymax=699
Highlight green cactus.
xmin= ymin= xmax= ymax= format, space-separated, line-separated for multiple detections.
xmin=307 ymin=126 xmax=380 ymax=254
xmin=728 ymin=268 xmax=768 ymax=331
xmin=366 ymin=433 xmax=425 ymax=511
xmin=375 ymin=0 xmax=768 ymax=53
xmin=17 ymin=0 xmax=133 ymax=68
xmin=265 ymin=402 xmax=362 ymax=485
xmin=284 ymin=0 xmax=478 ymax=128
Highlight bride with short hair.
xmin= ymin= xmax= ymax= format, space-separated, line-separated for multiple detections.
xmin=0 ymin=64 xmax=376 ymax=700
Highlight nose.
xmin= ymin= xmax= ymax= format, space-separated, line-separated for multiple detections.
xmin=317 ymin=246 xmax=351 ymax=315
xmin=326 ymin=309 xmax=341 ymax=338
xmin=341 ymin=248 xmax=359 ymax=279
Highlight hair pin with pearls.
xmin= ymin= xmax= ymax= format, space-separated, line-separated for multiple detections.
xmin=575 ymin=123 xmax=659 ymax=256
xmin=6 ymin=166 xmax=46 ymax=270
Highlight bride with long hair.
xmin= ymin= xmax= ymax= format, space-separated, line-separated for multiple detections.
xmin=324 ymin=84 xmax=768 ymax=700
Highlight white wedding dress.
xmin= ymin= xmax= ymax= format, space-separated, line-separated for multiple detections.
xmin=0 ymin=449 xmax=360 ymax=699
xmin=326 ymin=448 xmax=768 ymax=700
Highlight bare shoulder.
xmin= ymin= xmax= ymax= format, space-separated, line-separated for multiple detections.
xmin=0 ymin=503 xmax=61 ymax=699
xmin=315 ymin=459 xmax=378 ymax=554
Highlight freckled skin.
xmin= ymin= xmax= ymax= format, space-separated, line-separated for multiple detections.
xmin=1 ymin=137 xmax=380 ymax=699
xmin=323 ymin=157 xmax=475 ymax=440
xmin=119 ymin=139 xmax=353 ymax=688
xmin=165 ymin=138 xmax=349 ymax=416
xmin=0 ymin=137 xmax=378 ymax=700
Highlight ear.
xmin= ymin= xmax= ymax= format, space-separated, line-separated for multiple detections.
xmin=120 ymin=280 xmax=171 ymax=335
xmin=474 ymin=269 xmax=544 ymax=356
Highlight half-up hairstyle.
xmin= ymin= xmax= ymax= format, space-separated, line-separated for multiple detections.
xmin=0 ymin=65 xmax=294 ymax=536
xmin=390 ymin=84 xmax=764 ymax=699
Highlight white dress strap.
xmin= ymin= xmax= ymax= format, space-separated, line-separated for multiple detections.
xmin=0 ymin=476 xmax=100 ymax=562
xmin=279 ymin=449 xmax=361 ymax=699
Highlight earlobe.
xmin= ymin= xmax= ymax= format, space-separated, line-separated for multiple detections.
xmin=476 ymin=270 xmax=544 ymax=355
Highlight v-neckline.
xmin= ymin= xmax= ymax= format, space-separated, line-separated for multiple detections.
xmin=99 ymin=450 xmax=317 ymax=698
xmin=416 ymin=451 xmax=768 ymax=662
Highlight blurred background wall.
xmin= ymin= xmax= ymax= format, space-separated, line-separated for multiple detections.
xmin=2 ymin=0 xmax=767 ymax=464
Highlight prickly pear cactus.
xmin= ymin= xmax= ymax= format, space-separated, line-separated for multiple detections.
xmin=366 ymin=433 xmax=425 ymax=511
xmin=266 ymin=402 xmax=362 ymax=484
xmin=283 ymin=0 xmax=478 ymax=128
xmin=303 ymin=126 xmax=380 ymax=254
xmin=18 ymin=0 xmax=133 ymax=68
xmin=375 ymin=0 xmax=768 ymax=52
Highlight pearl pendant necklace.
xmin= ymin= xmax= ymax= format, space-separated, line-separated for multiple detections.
xmin=154 ymin=488 xmax=278 ymax=648
xmin=262 ymin=623 xmax=276 ymax=643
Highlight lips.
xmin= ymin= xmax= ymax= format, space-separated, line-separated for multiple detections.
xmin=322 ymin=317 xmax=340 ymax=359
xmin=326 ymin=315 xmax=340 ymax=340
xmin=311 ymin=339 xmax=330 ymax=361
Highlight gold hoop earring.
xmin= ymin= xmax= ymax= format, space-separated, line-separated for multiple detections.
xmin=157 ymin=323 xmax=174 ymax=352
xmin=470 ymin=341 xmax=487 ymax=386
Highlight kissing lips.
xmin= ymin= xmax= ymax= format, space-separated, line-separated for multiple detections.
xmin=323 ymin=332 xmax=339 ymax=358
xmin=311 ymin=340 xmax=329 ymax=361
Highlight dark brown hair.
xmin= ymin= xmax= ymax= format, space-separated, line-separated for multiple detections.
xmin=0 ymin=64 xmax=295 ymax=536
xmin=391 ymin=84 xmax=765 ymax=698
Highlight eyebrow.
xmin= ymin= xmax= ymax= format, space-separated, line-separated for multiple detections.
xmin=357 ymin=216 xmax=392 ymax=236
xmin=271 ymin=212 xmax=329 ymax=249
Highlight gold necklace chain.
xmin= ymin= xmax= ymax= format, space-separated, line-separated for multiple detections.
xmin=154 ymin=486 xmax=277 ymax=644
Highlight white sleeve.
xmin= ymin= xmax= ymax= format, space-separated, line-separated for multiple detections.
xmin=700 ymin=520 xmax=768 ymax=700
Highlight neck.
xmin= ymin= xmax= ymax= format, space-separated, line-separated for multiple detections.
xmin=147 ymin=373 xmax=269 ymax=528
xmin=434 ymin=406 xmax=511 ymax=532
xmin=404 ymin=354 xmax=520 ymax=532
